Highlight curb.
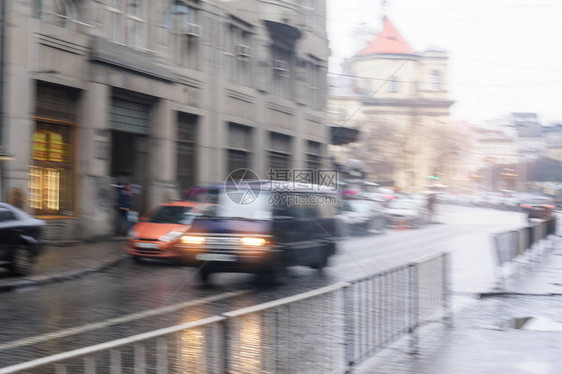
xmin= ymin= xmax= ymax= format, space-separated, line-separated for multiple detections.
xmin=45 ymin=237 xmax=127 ymax=248
xmin=0 ymin=255 xmax=127 ymax=293
xmin=478 ymin=291 xmax=562 ymax=298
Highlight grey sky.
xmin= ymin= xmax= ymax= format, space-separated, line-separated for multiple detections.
xmin=327 ymin=0 xmax=562 ymax=124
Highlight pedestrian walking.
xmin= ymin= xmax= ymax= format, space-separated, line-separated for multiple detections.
xmin=426 ymin=192 xmax=436 ymax=223
xmin=115 ymin=182 xmax=133 ymax=236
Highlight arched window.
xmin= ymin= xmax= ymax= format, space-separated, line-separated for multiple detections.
xmin=160 ymin=4 xmax=199 ymax=69
xmin=162 ymin=5 xmax=195 ymax=34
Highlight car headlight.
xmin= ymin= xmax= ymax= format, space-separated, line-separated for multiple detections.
xmin=159 ymin=230 xmax=184 ymax=242
xmin=128 ymin=229 xmax=139 ymax=239
xmin=180 ymin=235 xmax=206 ymax=245
xmin=240 ymin=237 xmax=267 ymax=246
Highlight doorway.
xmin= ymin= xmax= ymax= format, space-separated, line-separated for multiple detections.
xmin=110 ymin=131 xmax=148 ymax=214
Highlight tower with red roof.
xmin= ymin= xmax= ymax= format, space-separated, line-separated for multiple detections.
xmin=328 ymin=14 xmax=457 ymax=191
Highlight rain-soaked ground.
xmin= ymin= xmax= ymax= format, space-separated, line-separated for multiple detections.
xmin=0 ymin=205 xmax=533 ymax=368
xmin=356 ymin=234 xmax=562 ymax=374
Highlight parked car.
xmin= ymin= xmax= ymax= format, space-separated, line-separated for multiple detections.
xmin=127 ymin=200 xmax=201 ymax=262
xmin=520 ymin=195 xmax=555 ymax=221
xmin=178 ymin=181 xmax=338 ymax=284
xmin=0 ymin=203 xmax=45 ymax=275
xmin=385 ymin=199 xmax=428 ymax=229
xmin=338 ymin=199 xmax=387 ymax=236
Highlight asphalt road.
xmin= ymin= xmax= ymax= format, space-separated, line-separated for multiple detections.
xmin=0 ymin=204 xmax=529 ymax=368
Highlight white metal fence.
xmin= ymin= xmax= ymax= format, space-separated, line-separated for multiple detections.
xmin=0 ymin=253 xmax=450 ymax=374
xmin=494 ymin=217 xmax=558 ymax=286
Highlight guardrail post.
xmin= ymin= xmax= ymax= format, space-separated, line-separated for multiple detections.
xmin=442 ymin=253 xmax=452 ymax=327
xmin=408 ymin=263 xmax=418 ymax=355
xmin=222 ymin=318 xmax=230 ymax=374
xmin=84 ymin=356 xmax=96 ymax=374
xmin=343 ymin=284 xmax=355 ymax=370
xmin=134 ymin=344 xmax=145 ymax=374
xmin=156 ymin=338 xmax=167 ymax=374
xmin=110 ymin=350 xmax=122 ymax=374
xmin=492 ymin=235 xmax=507 ymax=291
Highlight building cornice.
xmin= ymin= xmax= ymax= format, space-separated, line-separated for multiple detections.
xmin=364 ymin=98 xmax=454 ymax=109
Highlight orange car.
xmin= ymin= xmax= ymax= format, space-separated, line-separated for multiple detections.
xmin=127 ymin=200 xmax=200 ymax=261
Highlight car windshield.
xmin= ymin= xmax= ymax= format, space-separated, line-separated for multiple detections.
xmin=148 ymin=206 xmax=194 ymax=224
xmin=197 ymin=189 xmax=272 ymax=220
xmin=388 ymin=200 xmax=418 ymax=210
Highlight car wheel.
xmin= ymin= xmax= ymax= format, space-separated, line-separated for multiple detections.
xmin=339 ymin=223 xmax=351 ymax=238
xmin=310 ymin=249 xmax=329 ymax=272
xmin=261 ymin=256 xmax=289 ymax=284
xmin=9 ymin=245 xmax=34 ymax=276
xmin=198 ymin=269 xmax=212 ymax=285
xmin=131 ymin=255 xmax=143 ymax=263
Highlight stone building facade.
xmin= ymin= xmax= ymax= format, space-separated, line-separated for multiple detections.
xmin=329 ymin=17 xmax=457 ymax=191
xmin=1 ymin=0 xmax=329 ymax=240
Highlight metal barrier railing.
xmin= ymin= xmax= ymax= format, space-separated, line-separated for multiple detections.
xmin=0 ymin=253 xmax=450 ymax=374
xmin=0 ymin=316 xmax=226 ymax=374
xmin=494 ymin=216 xmax=558 ymax=286
xmin=223 ymin=282 xmax=347 ymax=373
xmin=344 ymin=253 xmax=449 ymax=367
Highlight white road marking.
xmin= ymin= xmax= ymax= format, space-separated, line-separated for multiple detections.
xmin=0 ymin=290 xmax=250 ymax=351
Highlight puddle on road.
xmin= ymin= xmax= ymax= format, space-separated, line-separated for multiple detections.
xmin=505 ymin=317 xmax=562 ymax=331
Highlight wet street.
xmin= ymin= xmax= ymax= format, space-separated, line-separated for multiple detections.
xmin=0 ymin=205 xmax=529 ymax=367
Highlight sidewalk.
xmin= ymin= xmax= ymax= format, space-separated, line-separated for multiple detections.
xmin=0 ymin=239 xmax=126 ymax=292
xmin=356 ymin=238 xmax=562 ymax=374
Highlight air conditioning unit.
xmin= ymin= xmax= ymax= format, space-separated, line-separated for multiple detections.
xmin=236 ymin=45 xmax=252 ymax=57
xmin=184 ymin=23 xmax=201 ymax=37
xmin=273 ymin=60 xmax=289 ymax=72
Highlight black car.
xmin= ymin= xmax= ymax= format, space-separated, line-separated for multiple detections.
xmin=177 ymin=181 xmax=338 ymax=284
xmin=0 ymin=203 xmax=45 ymax=275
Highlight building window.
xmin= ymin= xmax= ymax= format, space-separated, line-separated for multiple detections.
xmin=177 ymin=113 xmax=198 ymax=194
xmin=268 ymin=133 xmax=292 ymax=180
xmin=305 ymin=62 xmax=322 ymax=110
xmin=303 ymin=0 xmax=317 ymax=28
xmin=106 ymin=0 xmax=147 ymax=49
xmin=227 ymin=123 xmax=252 ymax=178
xmin=34 ymin=0 xmax=78 ymax=28
xmin=389 ymin=77 xmax=399 ymax=93
xmin=30 ymin=85 xmax=77 ymax=217
xmin=30 ymin=124 xmax=73 ymax=216
xmin=162 ymin=4 xmax=200 ymax=69
xmin=307 ymin=141 xmax=323 ymax=173
xmin=430 ymin=70 xmax=441 ymax=91
xmin=272 ymin=46 xmax=292 ymax=100
xmin=224 ymin=25 xmax=253 ymax=86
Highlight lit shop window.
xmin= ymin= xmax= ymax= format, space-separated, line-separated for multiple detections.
xmin=29 ymin=125 xmax=73 ymax=216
